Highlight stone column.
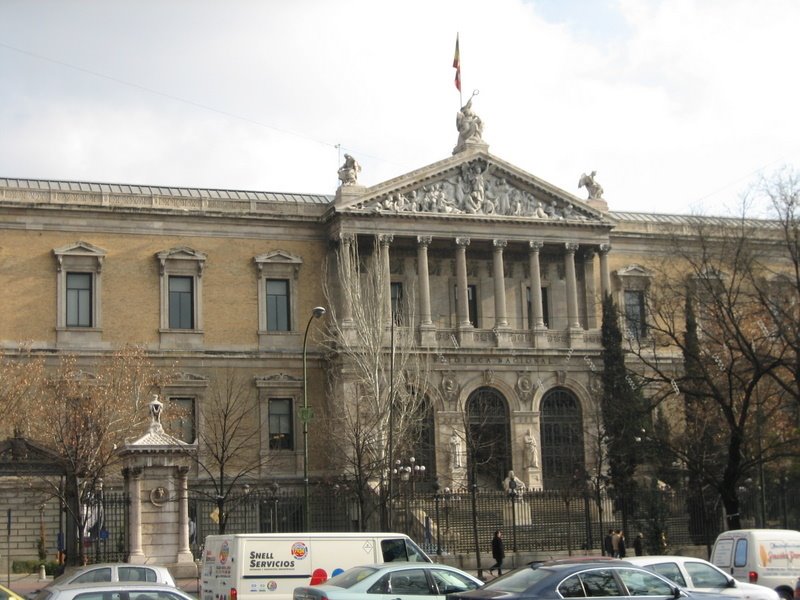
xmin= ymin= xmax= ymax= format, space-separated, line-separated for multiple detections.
xmin=565 ymin=243 xmax=581 ymax=330
xmin=128 ymin=468 xmax=144 ymax=561
xmin=379 ymin=234 xmax=393 ymax=321
xmin=455 ymin=238 xmax=471 ymax=328
xmin=599 ymin=243 xmax=612 ymax=299
xmin=417 ymin=236 xmax=433 ymax=326
xmin=492 ymin=239 xmax=509 ymax=328
xmin=340 ymin=233 xmax=355 ymax=323
xmin=528 ymin=241 xmax=545 ymax=329
xmin=176 ymin=467 xmax=193 ymax=563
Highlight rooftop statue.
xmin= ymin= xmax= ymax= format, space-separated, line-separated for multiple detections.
xmin=579 ymin=171 xmax=604 ymax=200
xmin=338 ymin=153 xmax=361 ymax=187
xmin=456 ymin=96 xmax=484 ymax=147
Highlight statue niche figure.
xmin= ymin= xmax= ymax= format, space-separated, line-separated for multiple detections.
xmin=523 ymin=429 xmax=538 ymax=468
xmin=338 ymin=154 xmax=361 ymax=187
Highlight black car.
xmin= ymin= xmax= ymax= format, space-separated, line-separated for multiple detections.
xmin=448 ymin=559 xmax=730 ymax=600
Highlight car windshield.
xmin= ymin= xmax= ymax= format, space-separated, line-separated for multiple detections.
xmin=483 ymin=565 xmax=551 ymax=593
xmin=325 ymin=566 xmax=379 ymax=589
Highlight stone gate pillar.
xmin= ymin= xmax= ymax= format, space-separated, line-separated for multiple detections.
xmin=118 ymin=395 xmax=197 ymax=577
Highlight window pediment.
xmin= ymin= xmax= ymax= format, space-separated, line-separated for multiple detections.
xmin=156 ymin=247 xmax=207 ymax=276
xmin=254 ymin=250 xmax=303 ymax=278
xmin=53 ymin=241 xmax=107 ymax=271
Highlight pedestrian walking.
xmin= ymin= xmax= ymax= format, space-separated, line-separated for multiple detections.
xmin=489 ymin=529 xmax=505 ymax=576
xmin=618 ymin=531 xmax=627 ymax=558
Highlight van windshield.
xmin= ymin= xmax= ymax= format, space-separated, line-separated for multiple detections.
xmin=380 ymin=539 xmax=431 ymax=563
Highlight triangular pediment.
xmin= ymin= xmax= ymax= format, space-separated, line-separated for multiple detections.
xmin=616 ymin=264 xmax=652 ymax=278
xmin=336 ymin=150 xmax=608 ymax=224
xmin=254 ymin=250 xmax=303 ymax=266
xmin=156 ymin=246 xmax=207 ymax=262
xmin=53 ymin=240 xmax=107 ymax=258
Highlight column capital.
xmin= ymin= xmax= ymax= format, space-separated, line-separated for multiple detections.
xmin=493 ymin=239 xmax=508 ymax=249
xmin=378 ymin=234 xmax=394 ymax=246
xmin=339 ymin=232 xmax=355 ymax=243
xmin=582 ymin=248 xmax=596 ymax=260
xmin=417 ymin=235 xmax=432 ymax=246
xmin=599 ymin=243 xmax=612 ymax=254
xmin=529 ymin=240 xmax=544 ymax=251
xmin=565 ymin=242 xmax=579 ymax=253
xmin=455 ymin=237 xmax=471 ymax=247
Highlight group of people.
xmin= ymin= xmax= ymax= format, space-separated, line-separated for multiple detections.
xmin=486 ymin=527 xmax=644 ymax=579
xmin=603 ymin=529 xmax=645 ymax=557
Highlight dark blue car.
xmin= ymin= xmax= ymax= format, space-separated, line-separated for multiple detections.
xmin=448 ymin=559 xmax=731 ymax=600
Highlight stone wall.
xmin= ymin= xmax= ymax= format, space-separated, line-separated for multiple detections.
xmin=0 ymin=479 xmax=62 ymax=563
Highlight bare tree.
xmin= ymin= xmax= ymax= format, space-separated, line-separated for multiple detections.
xmin=627 ymin=216 xmax=799 ymax=529
xmin=320 ymin=236 xmax=430 ymax=530
xmin=0 ymin=344 xmax=47 ymax=436
xmin=20 ymin=346 xmax=164 ymax=565
xmin=181 ymin=367 xmax=268 ymax=534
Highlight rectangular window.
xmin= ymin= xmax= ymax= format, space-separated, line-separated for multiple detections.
xmin=391 ymin=282 xmax=404 ymax=324
xmin=169 ymin=276 xmax=194 ymax=329
xmin=467 ymin=284 xmax=478 ymax=327
xmin=266 ymin=279 xmax=290 ymax=331
xmin=624 ymin=290 xmax=647 ymax=340
xmin=269 ymin=398 xmax=293 ymax=450
xmin=526 ymin=287 xmax=550 ymax=328
xmin=66 ymin=272 xmax=92 ymax=327
xmin=167 ymin=397 xmax=195 ymax=443
xmin=454 ymin=284 xmax=480 ymax=327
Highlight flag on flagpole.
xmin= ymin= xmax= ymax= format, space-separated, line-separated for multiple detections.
xmin=453 ymin=34 xmax=461 ymax=91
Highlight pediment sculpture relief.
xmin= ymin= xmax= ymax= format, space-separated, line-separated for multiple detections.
xmin=356 ymin=160 xmax=594 ymax=221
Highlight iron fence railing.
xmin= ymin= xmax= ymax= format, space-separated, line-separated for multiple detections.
xmin=188 ymin=482 xmax=800 ymax=559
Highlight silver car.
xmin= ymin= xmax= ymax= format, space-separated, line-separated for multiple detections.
xmin=52 ymin=565 xmax=176 ymax=587
xmin=624 ymin=556 xmax=780 ymax=600
xmin=33 ymin=582 xmax=191 ymax=600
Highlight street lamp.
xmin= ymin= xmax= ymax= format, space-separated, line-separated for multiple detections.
xmin=393 ymin=457 xmax=425 ymax=535
xmin=302 ymin=306 xmax=326 ymax=531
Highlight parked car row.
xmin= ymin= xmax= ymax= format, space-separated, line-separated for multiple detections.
xmin=16 ymin=528 xmax=800 ymax=600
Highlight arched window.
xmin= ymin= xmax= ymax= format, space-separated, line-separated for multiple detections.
xmin=540 ymin=388 xmax=585 ymax=490
xmin=466 ymin=387 xmax=510 ymax=489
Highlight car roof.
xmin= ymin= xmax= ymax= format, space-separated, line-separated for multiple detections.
xmin=47 ymin=582 xmax=180 ymax=591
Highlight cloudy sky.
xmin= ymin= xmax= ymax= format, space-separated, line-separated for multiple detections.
xmin=1 ymin=0 xmax=797 ymax=216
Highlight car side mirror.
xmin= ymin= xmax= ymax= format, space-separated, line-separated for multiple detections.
xmin=673 ymin=586 xmax=688 ymax=599
xmin=727 ymin=578 xmax=737 ymax=588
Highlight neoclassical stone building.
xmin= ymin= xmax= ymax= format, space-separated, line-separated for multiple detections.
xmin=0 ymin=108 xmax=753 ymax=499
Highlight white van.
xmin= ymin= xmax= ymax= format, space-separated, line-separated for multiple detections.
xmin=710 ymin=529 xmax=800 ymax=600
xmin=200 ymin=532 xmax=431 ymax=600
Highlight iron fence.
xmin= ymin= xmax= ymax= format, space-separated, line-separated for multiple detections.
xmin=82 ymin=490 xmax=129 ymax=563
xmin=189 ymin=482 xmax=800 ymax=560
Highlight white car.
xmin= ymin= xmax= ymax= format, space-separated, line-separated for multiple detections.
xmin=625 ymin=555 xmax=780 ymax=600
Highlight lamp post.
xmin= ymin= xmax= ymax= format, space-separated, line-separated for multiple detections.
xmin=433 ymin=480 xmax=442 ymax=556
xmin=302 ymin=306 xmax=326 ymax=531
xmin=393 ymin=457 xmax=425 ymax=535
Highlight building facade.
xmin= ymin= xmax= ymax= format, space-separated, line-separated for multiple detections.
xmin=0 ymin=114 xmax=764 ymax=502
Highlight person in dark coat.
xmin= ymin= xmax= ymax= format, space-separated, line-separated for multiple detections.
xmin=489 ymin=529 xmax=505 ymax=576
xmin=633 ymin=532 xmax=644 ymax=556
xmin=603 ymin=529 xmax=614 ymax=556
xmin=618 ymin=531 xmax=627 ymax=558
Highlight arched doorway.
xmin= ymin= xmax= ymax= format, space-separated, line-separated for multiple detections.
xmin=540 ymin=387 xmax=585 ymax=490
xmin=466 ymin=387 xmax=510 ymax=489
